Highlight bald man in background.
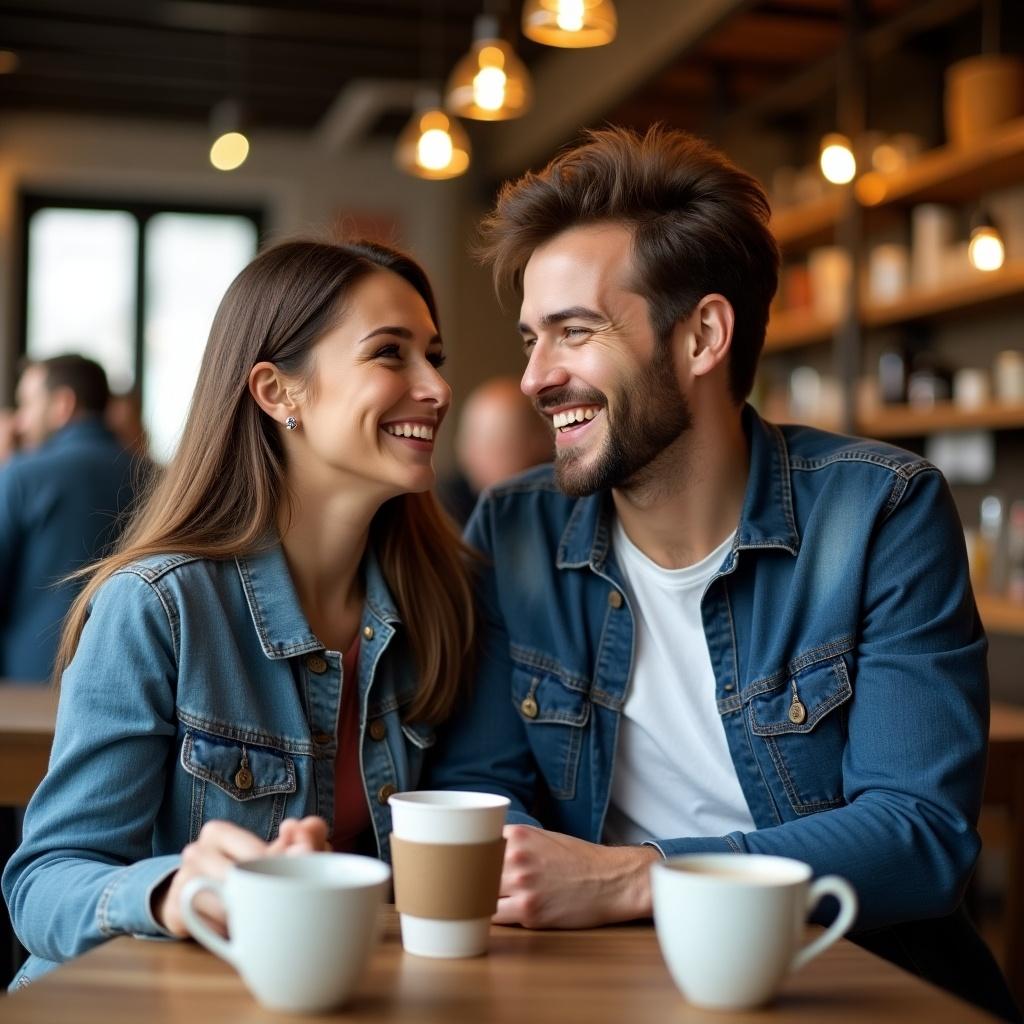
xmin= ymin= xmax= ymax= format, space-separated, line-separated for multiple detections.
xmin=439 ymin=376 xmax=553 ymax=526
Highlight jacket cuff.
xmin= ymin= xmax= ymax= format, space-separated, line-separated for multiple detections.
xmin=96 ymin=855 xmax=182 ymax=940
xmin=644 ymin=833 xmax=743 ymax=858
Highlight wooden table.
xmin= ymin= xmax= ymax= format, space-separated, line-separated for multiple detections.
xmin=0 ymin=910 xmax=996 ymax=1023
xmin=0 ymin=685 xmax=57 ymax=807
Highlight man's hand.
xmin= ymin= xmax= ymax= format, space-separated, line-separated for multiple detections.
xmin=493 ymin=824 xmax=660 ymax=929
xmin=154 ymin=816 xmax=329 ymax=938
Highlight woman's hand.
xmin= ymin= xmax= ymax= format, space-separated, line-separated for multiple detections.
xmin=153 ymin=816 xmax=329 ymax=938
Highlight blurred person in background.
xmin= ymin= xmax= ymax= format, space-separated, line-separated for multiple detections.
xmin=0 ymin=355 xmax=137 ymax=682
xmin=105 ymin=389 xmax=151 ymax=462
xmin=3 ymin=239 xmax=475 ymax=988
xmin=0 ymin=409 xmax=16 ymax=463
xmin=438 ymin=375 xmax=552 ymax=526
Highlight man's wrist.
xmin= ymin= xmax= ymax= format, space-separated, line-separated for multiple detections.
xmin=612 ymin=844 xmax=660 ymax=921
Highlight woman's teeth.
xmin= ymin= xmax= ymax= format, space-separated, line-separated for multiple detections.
xmin=383 ymin=423 xmax=434 ymax=440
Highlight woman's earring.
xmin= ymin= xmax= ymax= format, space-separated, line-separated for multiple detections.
xmin=285 ymin=416 xmax=298 ymax=431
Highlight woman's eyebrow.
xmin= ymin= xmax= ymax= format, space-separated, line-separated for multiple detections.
xmin=359 ymin=326 xmax=442 ymax=345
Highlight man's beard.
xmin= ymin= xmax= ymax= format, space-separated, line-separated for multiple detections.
xmin=550 ymin=343 xmax=692 ymax=498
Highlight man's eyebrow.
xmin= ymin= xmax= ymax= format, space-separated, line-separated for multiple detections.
xmin=518 ymin=306 xmax=606 ymax=335
xmin=359 ymin=326 xmax=442 ymax=345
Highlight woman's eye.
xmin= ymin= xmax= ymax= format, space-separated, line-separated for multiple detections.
xmin=373 ymin=344 xmax=401 ymax=360
xmin=428 ymin=353 xmax=447 ymax=369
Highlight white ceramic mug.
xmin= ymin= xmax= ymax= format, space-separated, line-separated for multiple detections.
xmin=388 ymin=790 xmax=509 ymax=958
xmin=651 ymin=853 xmax=858 ymax=1011
xmin=180 ymin=852 xmax=390 ymax=1013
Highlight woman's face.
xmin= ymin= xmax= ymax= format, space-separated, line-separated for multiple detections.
xmin=289 ymin=268 xmax=450 ymax=500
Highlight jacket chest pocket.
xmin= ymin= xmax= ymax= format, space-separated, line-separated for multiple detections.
xmin=747 ymin=655 xmax=852 ymax=816
xmin=181 ymin=730 xmax=297 ymax=842
xmin=511 ymin=665 xmax=590 ymax=800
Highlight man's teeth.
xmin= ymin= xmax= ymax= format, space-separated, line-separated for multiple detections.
xmin=552 ymin=407 xmax=599 ymax=430
xmin=383 ymin=423 xmax=434 ymax=440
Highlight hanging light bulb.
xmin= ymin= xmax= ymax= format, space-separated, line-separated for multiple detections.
xmin=521 ymin=0 xmax=617 ymax=48
xmin=969 ymin=210 xmax=1005 ymax=272
xmin=395 ymin=95 xmax=471 ymax=180
xmin=446 ymin=15 xmax=532 ymax=120
xmin=209 ymin=99 xmax=250 ymax=172
xmin=819 ymin=132 xmax=856 ymax=185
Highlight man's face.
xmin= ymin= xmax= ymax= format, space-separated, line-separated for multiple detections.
xmin=14 ymin=365 xmax=60 ymax=449
xmin=518 ymin=223 xmax=692 ymax=497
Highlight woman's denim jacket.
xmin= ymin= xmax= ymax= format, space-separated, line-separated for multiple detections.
xmin=427 ymin=406 xmax=989 ymax=934
xmin=3 ymin=544 xmax=431 ymax=987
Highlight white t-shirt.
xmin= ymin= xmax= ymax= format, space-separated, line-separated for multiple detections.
xmin=602 ymin=519 xmax=756 ymax=846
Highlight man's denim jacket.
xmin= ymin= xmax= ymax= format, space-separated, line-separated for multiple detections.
xmin=3 ymin=544 xmax=431 ymax=987
xmin=427 ymin=406 xmax=988 ymax=935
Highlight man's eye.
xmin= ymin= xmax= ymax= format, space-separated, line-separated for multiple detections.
xmin=565 ymin=327 xmax=591 ymax=339
xmin=522 ymin=338 xmax=536 ymax=355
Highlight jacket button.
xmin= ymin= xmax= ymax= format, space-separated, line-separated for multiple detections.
xmin=369 ymin=719 xmax=387 ymax=741
xmin=608 ymin=590 xmax=623 ymax=609
xmin=723 ymin=683 xmax=735 ymax=692
xmin=363 ymin=626 xmax=375 ymax=640
xmin=377 ymin=783 xmax=397 ymax=805
xmin=306 ymin=653 xmax=328 ymax=674
xmin=234 ymin=767 xmax=254 ymax=790
xmin=788 ymin=700 xmax=807 ymax=725
xmin=520 ymin=696 xmax=539 ymax=719
xmin=313 ymin=731 xmax=332 ymax=745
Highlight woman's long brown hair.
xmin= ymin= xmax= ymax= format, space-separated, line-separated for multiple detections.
xmin=55 ymin=239 xmax=474 ymax=724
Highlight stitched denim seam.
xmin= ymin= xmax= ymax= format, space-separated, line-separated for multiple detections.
xmin=177 ymin=710 xmax=312 ymax=753
xmin=181 ymin=732 xmax=298 ymax=799
xmin=788 ymin=451 xmax=931 ymax=475
xmin=743 ymin=637 xmax=854 ymax=698
xmin=96 ymin=874 xmax=118 ymax=937
xmin=552 ymin=717 xmax=583 ymax=799
xmin=114 ymin=569 xmax=182 ymax=657
xmin=768 ymin=421 xmax=799 ymax=540
xmin=557 ymin=497 xmax=594 ymax=568
xmin=724 ymin=834 xmax=743 ymax=853
xmin=750 ymin=661 xmax=852 ymax=735
xmin=882 ymin=471 xmax=910 ymax=521
xmin=509 ymin=693 xmax=591 ymax=727
xmin=118 ymin=554 xmax=202 ymax=584
xmin=509 ymin=644 xmax=591 ymax=693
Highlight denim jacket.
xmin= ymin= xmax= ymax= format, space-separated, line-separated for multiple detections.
xmin=3 ymin=543 xmax=432 ymax=987
xmin=427 ymin=406 xmax=988 ymax=934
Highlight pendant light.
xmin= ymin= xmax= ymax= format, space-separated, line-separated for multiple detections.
xmin=819 ymin=132 xmax=856 ymax=185
xmin=968 ymin=208 xmax=1005 ymax=272
xmin=446 ymin=14 xmax=532 ymax=120
xmin=395 ymin=92 xmax=471 ymax=180
xmin=209 ymin=99 xmax=249 ymax=172
xmin=521 ymin=0 xmax=617 ymax=48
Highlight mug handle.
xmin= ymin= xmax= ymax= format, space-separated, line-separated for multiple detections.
xmin=179 ymin=877 xmax=235 ymax=966
xmin=790 ymin=874 xmax=858 ymax=973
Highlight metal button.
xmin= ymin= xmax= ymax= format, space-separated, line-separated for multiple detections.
xmin=313 ymin=731 xmax=332 ymax=745
xmin=369 ymin=719 xmax=387 ymax=741
xmin=306 ymin=653 xmax=328 ymax=674
xmin=363 ymin=626 xmax=375 ymax=640
xmin=723 ymin=683 xmax=735 ymax=692
xmin=788 ymin=699 xmax=807 ymax=725
xmin=520 ymin=696 xmax=539 ymax=719
xmin=234 ymin=767 xmax=254 ymax=791
xmin=608 ymin=590 xmax=623 ymax=609
xmin=377 ymin=783 xmax=397 ymax=805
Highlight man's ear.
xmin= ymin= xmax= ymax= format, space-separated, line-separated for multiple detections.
xmin=687 ymin=294 xmax=734 ymax=380
xmin=248 ymin=361 xmax=300 ymax=426
xmin=48 ymin=385 xmax=77 ymax=429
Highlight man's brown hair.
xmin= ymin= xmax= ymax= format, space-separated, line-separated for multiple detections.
xmin=478 ymin=124 xmax=779 ymax=401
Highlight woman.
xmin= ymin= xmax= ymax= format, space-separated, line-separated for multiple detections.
xmin=2 ymin=239 xmax=474 ymax=986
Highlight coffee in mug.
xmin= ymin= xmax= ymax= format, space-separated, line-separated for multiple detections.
xmin=180 ymin=852 xmax=390 ymax=1013
xmin=651 ymin=853 xmax=858 ymax=1011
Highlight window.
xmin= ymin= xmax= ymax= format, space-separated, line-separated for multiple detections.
xmin=21 ymin=197 xmax=262 ymax=462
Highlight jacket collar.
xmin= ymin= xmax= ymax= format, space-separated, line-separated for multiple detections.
xmin=236 ymin=542 xmax=400 ymax=660
xmin=556 ymin=404 xmax=799 ymax=571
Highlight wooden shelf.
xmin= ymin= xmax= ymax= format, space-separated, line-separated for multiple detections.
xmin=857 ymin=117 xmax=1024 ymax=208
xmin=862 ymin=263 xmax=1024 ymax=328
xmin=765 ymin=308 xmax=837 ymax=350
xmin=978 ymin=594 xmax=1024 ymax=637
xmin=857 ymin=401 xmax=1024 ymax=438
xmin=771 ymin=193 xmax=842 ymax=250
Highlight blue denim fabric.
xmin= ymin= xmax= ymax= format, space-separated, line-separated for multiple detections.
xmin=3 ymin=544 xmax=431 ymax=987
xmin=427 ymin=406 xmax=988 ymax=933
xmin=0 ymin=418 xmax=138 ymax=681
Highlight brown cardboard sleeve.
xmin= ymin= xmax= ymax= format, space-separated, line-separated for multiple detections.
xmin=390 ymin=835 xmax=506 ymax=920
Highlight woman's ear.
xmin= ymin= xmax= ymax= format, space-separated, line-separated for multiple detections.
xmin=688 ymin=294 xmax=734 ymax=379
xmin=248 ymin=361 xmax=299 ymax=426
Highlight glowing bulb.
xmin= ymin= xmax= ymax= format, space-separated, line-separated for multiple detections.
xmin=209 ymin=131 xmax=249 ymax=172
xmin=473 ymin=65 xmax=508 ymax=111
xmin=556 ymin=0 xmax=585 ymax=32
xmin=969 ymin=226 xmax=1005 ymax=272
xmin=820 ymin=134 xmax=856 ymax=185
xmin=417 ymin=128 xmax=454 ymax=172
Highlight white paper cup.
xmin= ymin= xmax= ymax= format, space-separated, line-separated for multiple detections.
xmin=389 ymin=790 xmax=509 ymax=958
xmin=180 ymin=853 xmax=390 ymax=1013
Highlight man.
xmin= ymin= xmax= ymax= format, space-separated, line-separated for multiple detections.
xmin=0 ymin=355 xmax=138 ymax=681
xmin=438 ymin=376 xmax=552 ymax=525
xmin=427 ymin=126 xmax=1017 ymax=1020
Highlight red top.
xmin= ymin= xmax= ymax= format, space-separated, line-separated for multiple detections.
xmin=332 ymin=636 xmax=371 ymax=852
